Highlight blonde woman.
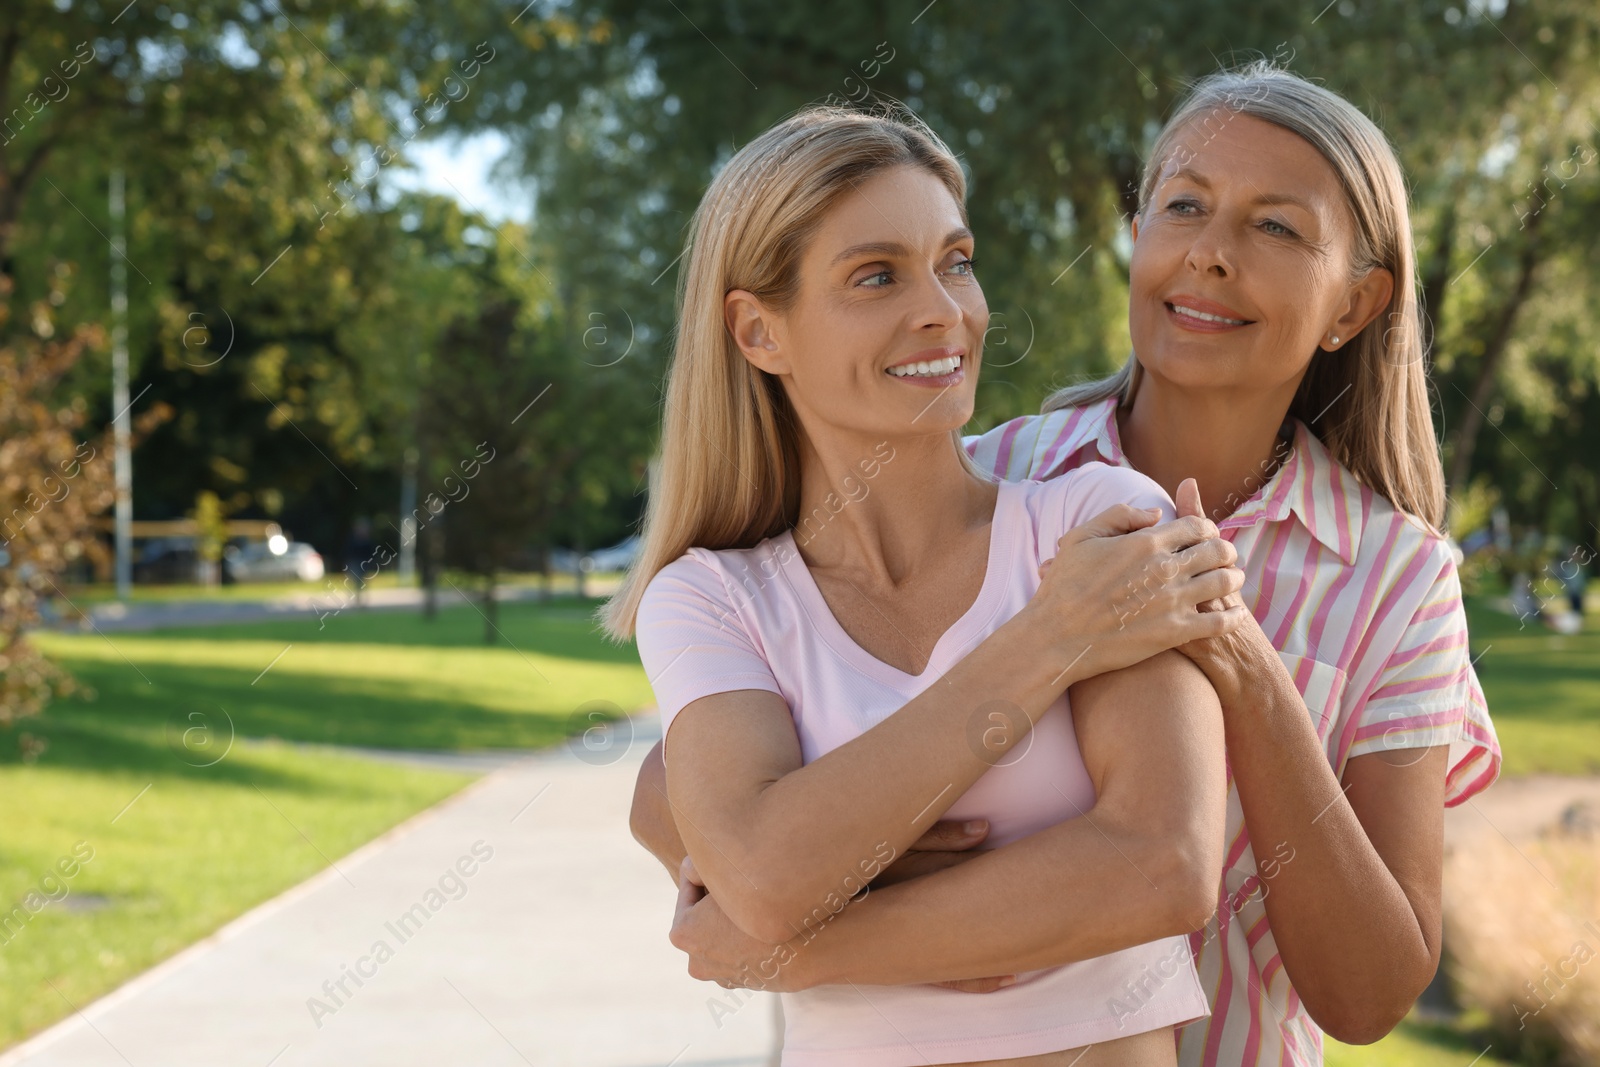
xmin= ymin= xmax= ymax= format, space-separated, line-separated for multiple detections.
xmin=606 ymin=106 xmax=1254 ymax=1065
xmin=648 ymin=65 xmax=1503 ymax=1065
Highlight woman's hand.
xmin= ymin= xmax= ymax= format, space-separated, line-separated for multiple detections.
xmin=1026 ymin=477 xmax=1249 ymax=684
xmin=1170 ymin=479 xmax=1270 ymax=703
xmin=670 ymin=854 xmax=1018 ymax=994
xmin=870 ymin=818 xmax=991 ymax=889
xmin=670 ymin=858 xmax=809 ymax=993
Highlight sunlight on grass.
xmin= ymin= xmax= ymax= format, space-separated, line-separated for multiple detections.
xmin=2 ymin=597 xmax=650 ymax=1050
xmin=1465 ymin=599 xmax=1600 ymax=776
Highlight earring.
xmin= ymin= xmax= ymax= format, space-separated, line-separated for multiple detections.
xmin=1328 ymin=335 xmax=1340 ymax=348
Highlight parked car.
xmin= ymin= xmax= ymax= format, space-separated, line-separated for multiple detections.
xmin=584 ymin=535 xmax=641 ymax=573
xmin=224 ymin=537 xmax=325 ymax=582
xmin=549 ymin=535 xmax=642 ymax=575
xmin=132 ymin=537 xmax=200 ymax=584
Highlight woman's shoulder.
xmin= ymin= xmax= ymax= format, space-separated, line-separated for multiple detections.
xmin=639 ymin=536 xmax=797 ymax=617
xmin=1292 ymin=423 xmax=1458 ymax=578
xmin=1014 ymin=462 xmax=1176 ymax=546
xmin=964 ymin=401 xmax=1114 ymax=481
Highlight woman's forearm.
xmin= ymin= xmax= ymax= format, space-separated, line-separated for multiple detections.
xmin=776 ymin=651 xmax=1227 ymax=987
xmin=1194 ymin=624 xmax=1442 ymax=1043
xmin=780 ymin=800 xmax=1205 ymax=987
xmin=665 ymin=608 xmax=1082 ymax=943
xmin=630 ymin=740 xmax=687 ymax=885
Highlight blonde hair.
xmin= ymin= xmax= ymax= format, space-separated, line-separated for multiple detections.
xmin=1044 ymin=62 xmax=1446 ymax=529
xmin=603 ymin=105 xmax=971 ymax=639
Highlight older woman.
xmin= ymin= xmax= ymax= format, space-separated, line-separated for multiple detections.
xmin=636 ymin=64 xmax=1501 ymax=1066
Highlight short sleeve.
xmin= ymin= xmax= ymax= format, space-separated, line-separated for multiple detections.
xmin=1057 ymin=461 xmax=1177 ymax=530
xmin=634 ymin=553 xmax=784 ymax=765
xmin=1345 ymin=553 xmax=1502 ymax=806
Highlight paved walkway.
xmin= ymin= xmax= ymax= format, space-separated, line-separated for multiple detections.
xmin=1 ymin=712 xmax=779 ymax=1067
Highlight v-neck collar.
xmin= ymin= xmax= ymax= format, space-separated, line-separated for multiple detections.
xmin=775 ymin=480 xmax=1018 ymax=686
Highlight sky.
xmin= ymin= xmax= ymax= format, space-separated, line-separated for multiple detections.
xmin=382 ymin=129 xmax=533 ymax=225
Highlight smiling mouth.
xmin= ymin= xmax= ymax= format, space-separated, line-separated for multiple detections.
xmin=1166 ymin=302 xmax=1253 ymax=327
xmin=886 ymin=354 xmax=963 ymax=378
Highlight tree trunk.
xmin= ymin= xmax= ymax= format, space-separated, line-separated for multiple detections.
xmin=482 ymin=569 xmax=497 ymax=644
xmin=1418 ymin=197 xmax=1458 ymax=358
xmin=1447 ymin=220 xmax=1543 ymax=492
xmin=420 ymin=525 xmax=438 ymax=621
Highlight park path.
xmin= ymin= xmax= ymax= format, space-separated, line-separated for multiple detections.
xmin=0 ymin=711 xmax=779 ymax=1067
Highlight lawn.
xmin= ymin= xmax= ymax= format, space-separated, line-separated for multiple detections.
xmin=1325 ymin=1015 xmax=1512 ymax=1067
xmin=1465 ymin=596 xmax=1600 ymax=776
xmin=1 ymin=597 xmax=651 ymax=1050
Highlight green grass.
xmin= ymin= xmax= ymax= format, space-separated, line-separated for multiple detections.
xmin=65 ymin=573 xmax=405 ymax=604
xmin=63 ymin=569 xmax=614 ymax=606
xmin=28 ymin=597 xmax=654 ymax=752
xmin=1325 ymin=1014 xmax=1513 ymax=1066
xmin=1465 ymin=597 xmax=1600 ymax=776
xmin=1 ymin=598 xmax=650 ymax=1049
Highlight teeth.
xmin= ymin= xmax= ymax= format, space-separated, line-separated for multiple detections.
xmin=1171 ymin=304 xmax=1247 ymax=325
xmin=888 ymin=355 xmax=962 ymax=377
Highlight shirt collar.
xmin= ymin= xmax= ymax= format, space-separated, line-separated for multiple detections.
xmin=1074 ymin=397 xmax=1365 ymax=566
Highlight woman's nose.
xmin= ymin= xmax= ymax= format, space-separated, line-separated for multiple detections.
xmin=1183 ymin=219 xmax=1235 ymax=278
xmin=909 ymin=267 xmax=966 ymax=329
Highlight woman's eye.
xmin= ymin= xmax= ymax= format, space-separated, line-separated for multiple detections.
xmin=947 ymin=257 xmax=976 ymax=276
xmin=1168 ymin=199 xmax=1200 ymax=215
xmin=1261 ymin=218 xmax=1295 ymax=237
xmin=858 ymin=269 xmax=893 ymax=287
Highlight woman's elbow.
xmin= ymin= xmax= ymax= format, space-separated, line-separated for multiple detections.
xmin=720 ymin=889 xmax=830 ymax=946
xmin=1306 ymin=959 xmax=1436 ymax=1044
xmin=1157 ymin=824 xmax=1224 ymax=933
xmin=1313 ymin=1001 xmax=1409 ymax=1046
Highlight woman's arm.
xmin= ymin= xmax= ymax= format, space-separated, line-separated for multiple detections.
xmin=1180 ymin=614 xmax=1447 ymax=1045
xmin=630 ymin=739 xmax=684 ymax=885
xmin=668 ymin=649 xmax=1228 ymax=986
xmin=655 ymin=508 xmax=1244 ymax=946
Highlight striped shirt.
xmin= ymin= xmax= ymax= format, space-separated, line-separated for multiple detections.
xmin=965 ymin=397 xmax=1501 ymax=1067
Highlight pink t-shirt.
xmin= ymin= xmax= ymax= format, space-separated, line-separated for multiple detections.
xmin=636 ymin=463 xmax=1210 ymax=1067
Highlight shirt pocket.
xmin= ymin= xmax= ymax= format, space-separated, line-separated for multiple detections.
xmin=1275 ymin=651 xmax=1349 ymax=746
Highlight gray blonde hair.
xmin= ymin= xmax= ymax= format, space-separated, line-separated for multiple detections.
xmin=1044 ymin=62 xmax=1445 ymax=529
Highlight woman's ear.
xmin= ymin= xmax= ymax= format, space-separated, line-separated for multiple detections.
xmin=725 ymin=290 xmax=790 ymax=375
xmin=1322 ymin=266 xmax=1394 ymax=351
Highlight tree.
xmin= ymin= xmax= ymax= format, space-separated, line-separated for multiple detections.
xmin=0 ymin=286 xmax=165 ymax=736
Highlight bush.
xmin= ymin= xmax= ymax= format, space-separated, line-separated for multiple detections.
xmin=1444 ymin=815 xmax=1600 ymax=1064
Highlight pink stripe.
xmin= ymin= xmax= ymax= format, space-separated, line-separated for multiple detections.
xmin=1330 ymin=460 xmax=1354 ymax=562
xmin=1343 ymin=517 xmax=1435 ymax=672
xmin=1364 ymin=673 xmax=1467 ymax=702
xmin=1381 ymin=630 xmax=1468 ymax=669
xmin=1200 ymin=901 xmax=1239 ymax=1067
xmin=1253 ymin=521 xmax=1294 ymax=640
xmin=1336 ymin=512 xmax=1425 ymax=670
xmin=1448 ymin=759 xmax=1499 ymax=806
xmin=1264 ymin=525 xmax=1312 ymax=648
xmin=1412 ymin=596 xmax=1464 ymax=622
xmin=1340 ymin=535 xmax=1439 ymax=762
xmin=992 ymin=418 xmax=1026 ymax=479
xmin=1240 ymin=955 xmax=1265 ymax=1066
xmin=1352 ymin=708 xmax=1459 ymax=744
xmin=1036 ymin=408 xmax=1087 ymax=478
xmin=1303 ymin=512 xmax=1371 ymax=664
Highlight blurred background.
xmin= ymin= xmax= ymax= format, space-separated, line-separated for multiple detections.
xmin=1 ymin=1 xmax=1596 ymax=1064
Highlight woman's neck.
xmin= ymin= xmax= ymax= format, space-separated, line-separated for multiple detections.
xmin=1117 ymin=376 xmax=1296 ymax=523
xmin=792 ymin=431 xmax=995 ymax=584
